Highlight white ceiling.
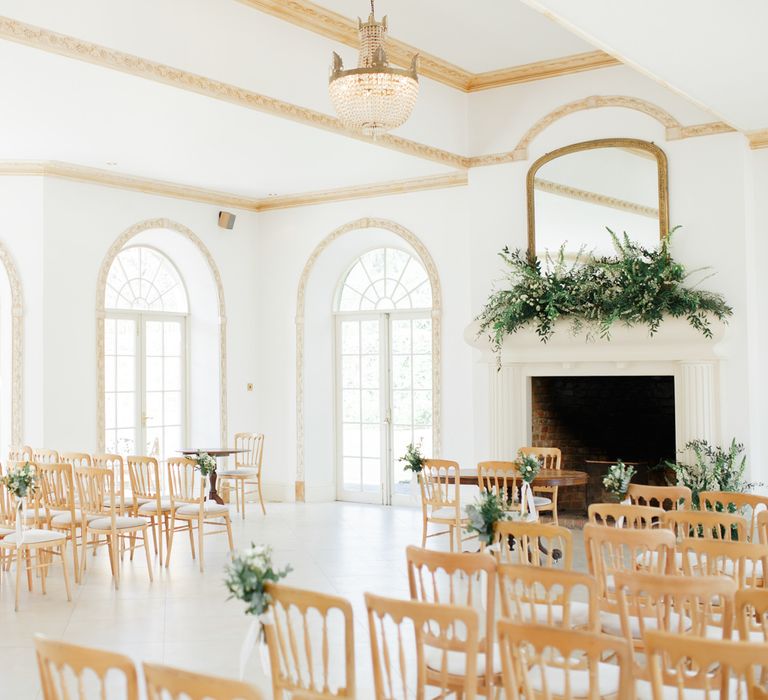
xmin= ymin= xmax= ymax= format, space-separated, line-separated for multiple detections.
xmin=0 ymin=41 xmax=452 ymax=198
xmin=521 ymin=0 xmax=768 ymax=132
xmin=316 ymin=0 xmax=597 ymax=73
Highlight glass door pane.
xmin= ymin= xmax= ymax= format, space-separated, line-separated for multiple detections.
xmin=104 ymin=316 xmax=138 ymax=455
xmin=390 ymin=315 xmax=432 ymax=502
xmin=143 ymin=316 xmax=185 ymax=460
xmin=337 ymin=316 xmax=385 ymax=503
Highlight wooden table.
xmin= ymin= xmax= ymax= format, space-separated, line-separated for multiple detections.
xmin=178 ymin=448 xmax=248 ymax=504
xmin=457 ymin=468 xmax=589 ymax=487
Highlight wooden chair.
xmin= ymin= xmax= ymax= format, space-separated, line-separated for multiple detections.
xmin=165 ymin=457 xmax=233 ymax=572
xmin=143 ymin=662 xmax=263 ymax=700
xmin=127 ymin=455 xmax=171 ymax=562
xmin=0 ymin=478 xmax=13 ymax=569
xmin=663 ymin=509 xmax=748 ymax=541
xmin=736 ymin=589 xmax=768 ymax=643
xmin=583 ymin=524 xmax=676 ymax=619
xmin=477 ymin=461 xmax=518 ymax=508
xmin=497 ymin=563 xmax=598 ymax=631
xmin=365 ymin=591 xmax=479 ymax=700
xmin=588 ymin=503 xmax=665 ymax=528
xmin=92 ymin=453 xmax=134 ymax=516
xmin=263 ymin=582 xmax=354 ymax=699
xmin=217 ymin=432 xmax=266 ymax=517
xmin=701 ymin=490 xmax=768 ymax=542
xmin=518 ymin=446 xmax=560 ymax=524
xmin=419 ymin=459 xmax=469 ymax=551
xmin=37 ymin=463 xmax=83 ymax=583
xmin=74 ymin=466 xmax=153 ymax=588
xmin=493 ymin=520 xmax=573 ymax=568
xmin=614 ymin=571 xmax=736 ymax=674
xmin=0 ymin=490 xmax=71 ymax=610
xmin=406 ymin=546 xmax=498 ymax=695
xmin=59 ymin=452 xmax=92 ymax=470
xmin=8 ymin=445 xmax=33 ymax=463
xmin=678 ymin=538 xmax=768 ymax=589
xmin=627 ymin=483 xmax=691 ymax=511
xmin=497 ymin=621 xmax=633 ymax=700
xmin=645 ymin=630 xmax=768 ymax=699
xmin=32 ymin=448 xmax=60 ymax=465
xmin=35 ymin=635 xmax=139 ymax=700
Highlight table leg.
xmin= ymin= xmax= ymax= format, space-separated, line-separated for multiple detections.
xmin=208 ymin=468 xmax=224 ymax=505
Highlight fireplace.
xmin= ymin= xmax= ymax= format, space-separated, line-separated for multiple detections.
xmin=531 ymin=376 xmax=676 ymax=511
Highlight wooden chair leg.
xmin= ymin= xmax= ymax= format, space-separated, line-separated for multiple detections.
xmin=241 ymin=481 xmax=246 ymax=520
xmin=25 ymin=548 xmax=33 ymax=592
xmin=257 ymin=480 xmax=266 ymax=516
xmin=421 ymin=516 xmax=428 ymax=548
xmin=165 ymin=516 xmax=175 ymax=568
xmin=60 ymin=543 xmax=71 ymax=602
xmin=158 ymin=516 xmax=164 ymax=565
xmin=225 ymin=515 xmax=234 ymax=553
xmin=197 ymin=518 xmax=205 ymax=573
xmin=110 ymin=535 xmax=120 ymax=590
xmin=79 ymin=525 xmax=88 ymax=581
xmin=70 ymin=525 xmax=80 ymax=584
xmin=142 ymin=528 xmax=153 ymax=582
xmin=15 ymin=547 xmax=23 ymax=611
xmin=186 ymin=520 xmax=196 ymax=560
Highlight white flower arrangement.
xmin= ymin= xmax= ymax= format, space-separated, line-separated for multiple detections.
xmin=603 ymin=460 xmax=636 ymax=501
xmin=2 ymin=461 xmax=35 ymax=498
xmin=516 ymin=452 xmax=542 ymax=484
xmin=195 ymin=451 xmax=217 ymax=477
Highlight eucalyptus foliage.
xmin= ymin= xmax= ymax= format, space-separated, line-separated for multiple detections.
xmin=224 ymin=543 xmax=292 ymax=617
xmin=517 ymin=452 xmax=542 ymax=484
xmin=399 ymin=441 xmax=425 ymax=475
xmin=2 ymin=462 xmax=35 ymax=498
xmin=603 ymin=460 xmax=636 ymax=501
xmin=477 ymin=230 xmax=732 ymax=352
xmin=665 ymin=439 xmax=751 ymax=510
xmin=465 ymin=490 xmax=511 ymax=545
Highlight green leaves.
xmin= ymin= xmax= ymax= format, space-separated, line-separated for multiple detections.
xmin=465 ymin=490 xmax=511 ymax=545
xmin=224 ymin=543 xmax=292 ymax=617
xmin=399 ymin=441 xmax=425 ymax=474
xmin=195 ymin=452 xmax=217 ymax=477
xmin=602 ymin=460 xmax=636 ymax=500
xmin=477 ymin=229 xmax=733 ymax=352
xmin=2 ymin=461 xmax=35 ymax=498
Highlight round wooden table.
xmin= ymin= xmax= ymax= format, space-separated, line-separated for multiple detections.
xmin=178 ymin=448 xmax=248 ymax=504
xmin=457 ymin=468 xmax=589 ymax=487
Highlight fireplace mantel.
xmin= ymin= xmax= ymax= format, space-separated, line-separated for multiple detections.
xmin=464 ymin=317 xmax=726 ymax=364
xmin=464 ymin=317 xmax=726 ymax=462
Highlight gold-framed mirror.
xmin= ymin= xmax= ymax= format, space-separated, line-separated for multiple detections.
xmin=527 ymin=138 xmax=669 ymax=259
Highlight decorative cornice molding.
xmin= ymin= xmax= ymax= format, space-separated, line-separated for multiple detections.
xmin=666 ymin=121 xmax=736 ymax=141
xmin=534 ymin=177 xmax=659 ymax=218
xmin=0 ymin=160 xmax=468 ymax=212
xmin=255 ymin=172 xmax=467 ymax=211
xmin=467 ymin=51 xmax=620 ymax=91
xmin=237 ymin=0 xmax=619 ymax=91
xmin=747 ymin=129 xmax=768 ymax=149
xmin=0 ymin=16 xmax=465 ymax=170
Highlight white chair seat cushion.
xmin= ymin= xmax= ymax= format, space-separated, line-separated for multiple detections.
xmin=600 ymin=610 xmax=689 ymax=638
xmin=88 ymin=515 xmax=149 ymax=530
xmin=50 ymin=510 xmax=100 ymax=526
xmin=175 ymin=502 xmax=229 ymax=516
xmin=430 ymin=506 xmax=466 ymax=521
xmin=104 ymin=495 xmax=137 ymax=507
xmin=528 ymin=661 xmax=620 ymax=697
xmin=2 ymin=528 xmax=66 ymax=545
xmin=635 ymin=678 xmax=743 ymax=699
xmin=138 ymin=500 xmax=173 ymax=514
xmin=520 ymin=601 xmax=592 ymax=627
xmin=217 ymin=468 xmax=258 ymax=477
xmin=0 ymin=526 xmax=15 ymax=536
xmin=533 ymin=496 xmax=552 ymax=507
xmin=424 ymin=643 xmax=502 ymax=676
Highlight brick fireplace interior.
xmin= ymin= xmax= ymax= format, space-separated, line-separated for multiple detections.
xmin=531 ymin=375 xmax=676 ymax=513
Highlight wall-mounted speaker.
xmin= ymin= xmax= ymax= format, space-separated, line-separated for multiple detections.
xmin=218 ymin=211 xmax=236 ymax=229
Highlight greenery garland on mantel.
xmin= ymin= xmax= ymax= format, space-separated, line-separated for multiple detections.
xmin=477 ymin=229 xmax=733 ymax=353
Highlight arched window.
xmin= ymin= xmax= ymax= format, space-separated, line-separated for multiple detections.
xmin=106 ymin=246 xmax=188 ymax=313
xmin=334 ymin=247 xmax=433 ymax=505
xmin=337 ymin=247 xmax=431 ymax=312
xmin=103 ymin=246 xmax=188 ymax=458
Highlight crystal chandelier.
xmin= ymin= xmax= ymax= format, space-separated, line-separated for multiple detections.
xmin=329 ymin=1 xmax=419 ymax=137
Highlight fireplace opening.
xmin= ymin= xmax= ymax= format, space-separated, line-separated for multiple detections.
xmin=531 ymin=375 xmax=676 ymax=512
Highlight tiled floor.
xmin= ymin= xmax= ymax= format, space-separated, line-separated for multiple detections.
xmin=0 ymin=502 xmax=586 ymax=699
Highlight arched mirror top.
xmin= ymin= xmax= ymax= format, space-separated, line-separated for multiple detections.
xmin=527 ymin=138 xmax=669 ymax=260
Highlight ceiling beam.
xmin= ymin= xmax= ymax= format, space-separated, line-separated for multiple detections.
xmin=237 ymin=0 xmax=620 ymax=91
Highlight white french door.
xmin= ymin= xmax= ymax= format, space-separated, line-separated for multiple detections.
xmin=104 ymin=312 xmax=187 ymax=459
xmin=335 ymin=312 xmax=433 ymax=505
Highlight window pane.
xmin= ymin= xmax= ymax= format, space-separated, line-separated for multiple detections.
xmin=342 ymin=390 xmax=360 ymax=422
xmin=164 ymin=391 xmax=182 ymax=426
xmin=412 ymin=319 xmax=432 ymax=353
xmin=343 ymin=457 xmax=360 ymax=490
xmin=391 ymin=320 xmax=411 ymax=354
xmin=342 ymin=423 xmax=361 ymax=457
xmin=361 ymin=355 xmax=379 ymax=389
xmin=341 ymin=322 xmax=359 ymax=355
xmin=361 ymin=390 xmax=379 ymax=423
xmin=342 ymin=356 xmax=360 ymax=389
xmin=164 ymin=322 xmax=181 ymax=355
xmin=146 ymin=321 xmax=163 ymax=356
xmin=146 ymin=357 xmax=162 ymax=391
xmin=360 ymin=320 xmax=379 ymax=354
xmin=116 ymin=319 xmax=135 ymax=355
xmin=116 ymin=357 xmax=135 ymax=392
xmin=105 ymin=319 xmax=116 ymax=355
xmin=145 ymin=391 xmax=163 ymax=428
xmin=116 ymin=392 xmax=135 ymax=428
xmin=392 ymin=355 xmax=411 ymax=390
xmin=413 ymin=355 xmax=431 ymax=390
xmin=164 ymin=358 xmax=181 ymax=391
